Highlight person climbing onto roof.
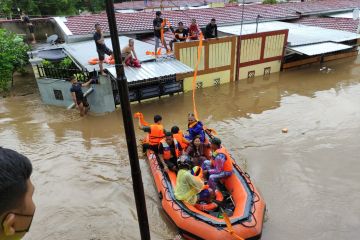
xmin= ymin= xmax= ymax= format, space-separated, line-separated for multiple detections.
xmin=202 ymin=137 xmax=233 ymax=191
xmin=21 ymin=11 xmax=36 ymax=44
xmin=70 ymin=75 xmax=93 ymax=117
xmin=153 ymin=11 xmax=169 ymax=56
xmin=205 ymin=18 xmax=218 ymax=39
xmin=174 ymin=155 xmax=212 ymax=205
xmin=171 ymin=126 xmax=189 ymax=149
xmin=158 ymin=132 xmax=183 ymax=173
xmin=139 ymin=114 xmax=165 ymax=154
xmin=122 ymin=39 xmax=141 ymax=68
xmin=189 ymin=18 xmax=200 ymax=40
xmin=186 ymin=135 xmax=211 ymax=167
xmin=169 ymin=22 xmax=189 ymax=51
xmin=93 ymin=23 xmax=114 ymax=75
xmin=186 ymin=113 xmax=206 ymax=143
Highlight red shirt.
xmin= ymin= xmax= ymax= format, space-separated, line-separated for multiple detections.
xmin=189 ymin=24 xmax=200 ymax=40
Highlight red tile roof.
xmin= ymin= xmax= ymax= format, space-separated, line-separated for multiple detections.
xmin=65 ymin=5 xmax=297 ymax=35
xmin=114 ymin=0 xmax=219 ymax=10
xmin=291 ymin=16 xmax=360 ymax=33
xmin=64 ymin=0 xmax=360 ymax=36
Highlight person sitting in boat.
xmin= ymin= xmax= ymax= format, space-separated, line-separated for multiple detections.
xmin=175 ymin=155 xmax=211 ymax=205
xmin=158 ymin=132 xmax=183 ymax=173
xmin=171 ymin=126 xmax=189 ymax=149
xmin=186 ymin=135 xmax=211 ymax=167
xmin=202 ymin=137 xmax=233 ymax=191
xmin=186 ymin=113 xmax=206 ymax=143
xmin=70 ymin=75 xmax=93 ymax=117
xmin=139 ymin=115 xmax=165 ymax=154
xmin=122 ymin=39 xmax=141 ymax=68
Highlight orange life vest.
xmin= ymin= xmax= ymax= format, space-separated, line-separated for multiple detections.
xmin=149 ymin=124 xmax=165 ymax=145
xmin=212 ymin=147 xmax=233 ymax=172
xmin=172 ymin=131 xmax=189 ymax=149
xmin=160 ymin=139 xmax=180 ymax=161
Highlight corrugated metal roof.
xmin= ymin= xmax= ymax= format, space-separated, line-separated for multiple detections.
xmin=107 ymin=60 xmax=193 ymax=82
xmin=64 ymin=36 xmax=155 ymax=72
xmin=289 ymin=42 xmax=352 ymax=56
xmin=328 ymin=11 xmax=356 ymax=19
xmin=218 ymin=21 xmax=360 ymax=46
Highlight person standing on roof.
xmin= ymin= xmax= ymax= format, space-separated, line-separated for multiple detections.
xmin=93 ymin=23 xmax=114 ymax=75
xmin=122 ymin=39 xmax=141 ymax=68
xmin=139 ymin=114 xmax=165 ymax=153
xmin=153 ymin=11 xmax=169 ymax=56
xmin=186 ymin=113 xmax=206 ymax=143
xmin=189 ymin=19 xmax=200 ymax=40
xmin=205 ymin=18 xmax=218 ymax=39
xmin=158 ymin=132 xmax=183 ymax=173
xmin=202 ymin=137 xmax=233 ymax=191
xmin=174 ymin=155 xmax=211 ymax=205
xmin=21 ymin=11 xmax=36 ymax=44
xmin=169 ymin=22 xmax=189 ymax=51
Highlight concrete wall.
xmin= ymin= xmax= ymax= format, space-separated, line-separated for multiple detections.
xmin=0 ymin=18 xmax=63 ymax=42
xmin=239 ymin=60 xmax=281 ymax=79
xmin=183 ymin=70 xmax=231 ymax=91
xmin=36 ymin=75 xmax=115 ymax=113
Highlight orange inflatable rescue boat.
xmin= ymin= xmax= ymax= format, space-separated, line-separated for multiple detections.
xmin=140 ymin=131 xmax=266 ymax=239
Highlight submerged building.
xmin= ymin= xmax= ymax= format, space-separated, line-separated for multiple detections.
xmin=24 ymin=0 xmax=360 ymax=113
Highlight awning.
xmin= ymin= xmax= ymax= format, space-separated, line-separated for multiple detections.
xmin=107 ymin=60 xmax=193 ymax=83
xmin=289 ymin=42 xmax=352 ymax=56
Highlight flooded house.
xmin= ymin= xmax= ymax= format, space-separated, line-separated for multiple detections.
xmin=26 ymin=0 xmax=360 ymax=113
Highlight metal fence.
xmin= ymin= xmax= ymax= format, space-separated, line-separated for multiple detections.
xmin=37 ymin=65 xmax=91 ymax=81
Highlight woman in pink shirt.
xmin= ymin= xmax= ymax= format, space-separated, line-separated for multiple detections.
xmin=188 ymin=18 xmax=200 ymax=40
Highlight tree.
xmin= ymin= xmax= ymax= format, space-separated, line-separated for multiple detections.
xmin=0 ymin=29 xmax=30 ymax=92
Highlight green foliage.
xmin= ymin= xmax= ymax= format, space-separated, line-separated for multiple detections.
xmin=59 ymin=57 xmax=73 ymax=69
xmin=0 ymin=0 xmax=105 ymax=18
xmin=41 ymin=60 xmax=53 ymax=67
xmin=262 ymin=0 xmax=277 ymax=4
xmin=74 ymin=72 xmax=86 ymax=82
xmin=228 ymin=0 xmax=238 ymax=3
xmin=0 ymin=29 xmax=30 ymax=92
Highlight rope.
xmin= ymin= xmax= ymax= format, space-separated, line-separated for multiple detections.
xmin=191 ymin=32 xmax=203 ymax=121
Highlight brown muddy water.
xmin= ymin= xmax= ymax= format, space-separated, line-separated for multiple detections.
xmin=1 ymin=56 xmax=360 ymax=240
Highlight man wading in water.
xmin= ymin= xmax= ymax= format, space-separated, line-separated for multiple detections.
xmin=70 ymin=76 xmax=93 ymax=117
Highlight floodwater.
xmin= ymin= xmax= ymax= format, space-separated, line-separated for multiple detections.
xmin=1 ymin=56 xmax=360 ymax=240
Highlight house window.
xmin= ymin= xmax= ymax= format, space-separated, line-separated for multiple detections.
xmin=196 ymin=81 xmax=203 ymax=89
xmin=264 ymin=67 xmax=271 ymax=75
xmin=214 ymin=78 xmax=220 ymax=85
xmin=53 ymin=89 xmax=63 ymax=100
xmin=248 ymin=70 xmax=255 ymax=78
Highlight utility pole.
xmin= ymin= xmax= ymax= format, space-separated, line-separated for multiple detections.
xmin=104 ymin=0 xmax=151 ymax=239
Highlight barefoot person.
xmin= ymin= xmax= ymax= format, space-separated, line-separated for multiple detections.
xmin=122 ymin=39 xmax=141 ymax=68
xmin=0 ymin=147 xmax=35 ymax=240
xmin=93 ymin=23 xmax=113 ymax=75
xmin=21 ymin=11 xmax=36 ymax=44
xmin=70 ymin=76 xmax=93 ymax=117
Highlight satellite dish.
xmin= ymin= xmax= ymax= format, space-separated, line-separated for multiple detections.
xmin=46 ymin=34 xmax=58 ymax=45
xmin=352 ymin=8 xmax=359 ymax=20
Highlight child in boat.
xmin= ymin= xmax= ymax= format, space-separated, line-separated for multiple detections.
xmin=158 ymin=132 xmax=183 ymax=172
xmin=202 ymin=137 xmax=233 ymax=191
xmin=186 ymin=113 xmax=206 ymax=143
xmin=175 ymin=155 xmax=211 ymax=205
xmin=70 ymin=76 xmax=93 ymax=117
xmin=139 ymin=115 xmax=165 ymax=154
xmin=186 ymin=135 xmax=211 ymax=166
xmin=171 ymin=126 xmax=189 ymax=149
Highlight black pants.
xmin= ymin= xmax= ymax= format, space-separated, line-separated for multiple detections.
xmin=142 ymin=143 xmax=159 ymax=154
xmin=165 ymin=157 xmax=178 ymax=172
